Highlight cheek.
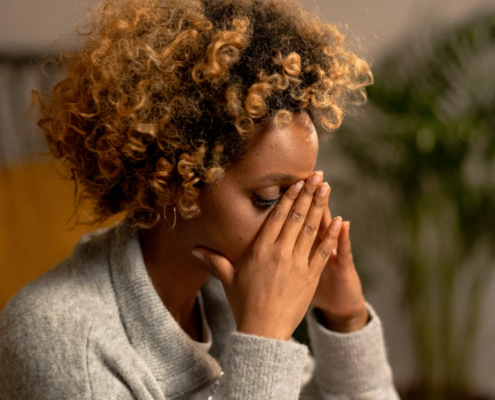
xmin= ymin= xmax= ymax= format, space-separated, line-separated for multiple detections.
xmin=200 ymin=196 xmax=268 ymax=262
xmin=216 ymin=203 xmax=264 ymax=245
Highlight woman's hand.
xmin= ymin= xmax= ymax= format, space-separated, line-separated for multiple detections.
xmin=192 ymin=172 xmax=343 ymax=341
xmin=310 ymin=199 xmax=369 ymax=333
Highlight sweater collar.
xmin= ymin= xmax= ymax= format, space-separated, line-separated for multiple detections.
xmin=107 ymin=219 xmax=235 ymax=399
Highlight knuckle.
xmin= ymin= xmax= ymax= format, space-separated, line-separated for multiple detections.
xmin=250 ymin=242 xmax=262 ymax=258
xmin=270 ymin=206 xmax=286 ymax=221
xmin=208 ymin=256 xmax=220 ymax=273
xmin=302 ymin=188 xmax=314 ymax=198
xmin=312 ymin=197 xmax=326 ymax=208
xmin=272 ymin=249 xmax=287 ymax=264
xmin=289 ymin=209 xmax=304 ymax=222
xmin=210 ymin=254 xmax=220 ymax=267
xmin=318 ymin=246 xmax=331 ymax=259
xmin=285 ymin=191 xmax=298 ymax=201
xmin=302 ymin=222 xmax=316 ymax=237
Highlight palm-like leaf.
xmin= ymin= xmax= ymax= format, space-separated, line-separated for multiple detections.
xmin=335 ymin=13 xmax=495 ymax=399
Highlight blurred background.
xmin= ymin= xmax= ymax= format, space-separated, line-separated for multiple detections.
xmin=0 ymin=0 xmax=494 ymax=399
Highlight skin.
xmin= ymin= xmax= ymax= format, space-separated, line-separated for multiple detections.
xmin=139 ymin=111 xmax=368 ymax=342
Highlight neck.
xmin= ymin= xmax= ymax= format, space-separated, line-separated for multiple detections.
xmin=138 ymin=220 xmax=211 ymax=328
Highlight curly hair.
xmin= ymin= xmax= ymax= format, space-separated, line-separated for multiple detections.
xmin=33 ymin=0 xmax=372 ymax=235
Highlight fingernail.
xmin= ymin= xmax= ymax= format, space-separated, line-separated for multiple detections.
xmin=294 ymin=180 xmax=304 ymax=192
xmin=332 ymin=216 xmax=342 ymax=230
xmin=310 ymin=172 xmax=321 ymax=185
xmin=192 ymin=249 xmax=204 ymax=261
xmin=318 ymin=183 xmax=329 ymax=197
xmin=347 ymin=221 xmax=351 ymax=230
xmin=315 ymin=170 xmax=324 ymax=176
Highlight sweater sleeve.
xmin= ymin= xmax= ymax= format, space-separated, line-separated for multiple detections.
xmin=220 ymin=330 xmax=310 ymax=400
xmin=299 ymin=301 xmax=401 ymax=400
xmin=218 ymin=301 xmax=400 ymax=400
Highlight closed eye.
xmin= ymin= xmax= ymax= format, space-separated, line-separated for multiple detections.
xmin=252 ymin=191 xmax=285 ymax=209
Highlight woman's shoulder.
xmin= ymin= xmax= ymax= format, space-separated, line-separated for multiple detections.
xmin=0 ymin=224 xmax=130 ymax=398
xmin=0 ymin=224 xmax=120 ymax=350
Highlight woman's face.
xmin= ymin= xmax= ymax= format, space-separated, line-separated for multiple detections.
xmin=178 ymin=111 xmax=319 ymax=268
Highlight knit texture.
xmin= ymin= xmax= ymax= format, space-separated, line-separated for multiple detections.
xmin=0 ymin=220 xmax=400 ymax=399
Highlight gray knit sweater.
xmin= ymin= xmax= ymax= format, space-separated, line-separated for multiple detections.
xmin=0 ymin=220 xmax=400 ymax=399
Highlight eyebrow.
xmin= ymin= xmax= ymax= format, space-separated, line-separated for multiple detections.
xmin=258 ymin=172 xmax=304 ymax=183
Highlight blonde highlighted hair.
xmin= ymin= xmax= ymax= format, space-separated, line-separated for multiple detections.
xmin=33 ymin=0 xmax=372 ymax=235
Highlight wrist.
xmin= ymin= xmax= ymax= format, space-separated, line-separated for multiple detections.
xmin=237 ymin=323 xmax=291 ymax=341
xmin=314 ymin=305 xmax=370 ymax=333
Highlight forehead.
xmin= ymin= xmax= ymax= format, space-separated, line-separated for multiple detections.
xmin=230 ymin=113 xmax=319 ymax=182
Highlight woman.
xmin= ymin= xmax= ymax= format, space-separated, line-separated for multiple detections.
xmin=0 ymin=0 xmax=400 ymax=398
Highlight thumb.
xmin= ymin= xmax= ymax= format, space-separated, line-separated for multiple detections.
xmin=192 ymin=247 xmax=236 ymax=288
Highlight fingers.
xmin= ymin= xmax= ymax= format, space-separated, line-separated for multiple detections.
xmin=277 ymin=171 xmax=324 ymax=248
xmin=309 ymin=216 xmax=343 ymax=274
xmin=255 ymin=179 xmax=305 ymax=245
xmin=318 ymin=204 xmax=332 ymax=242
xmin=293 ymin=182 xmax=330 ymax=257
xmin=192 ymin=247 xmax=236 ymax=288
xmin=337 ymin=221 xmax=353 ymax=268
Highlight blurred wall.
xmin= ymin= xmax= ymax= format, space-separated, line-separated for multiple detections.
xmin=1 ymin=0 xmax=495 ymax=56
xmin=1 ymin=0 xmax=494 ymax=396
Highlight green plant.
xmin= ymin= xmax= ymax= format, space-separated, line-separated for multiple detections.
xmin=335 ymin=13 xmax=495 ymax=399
